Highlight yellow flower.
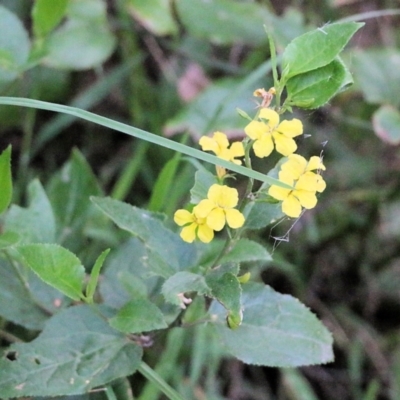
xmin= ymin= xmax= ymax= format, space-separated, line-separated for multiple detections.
xmin=174 ymin=208 xmax=214 ymax=243
xmin=244 ymin=108 xmax=303 ymax=158
xmin=195 ymin=184 xmax=245 ymax=231
xmin=199 ymin=131 xmax=245 ymax=165
xmin=268 ymin=155 xmax=326 ymax=218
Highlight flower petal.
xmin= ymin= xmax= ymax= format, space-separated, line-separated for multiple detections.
xmin=253 ymin=136 xmax=274 ymax=158
xmin=268 ymin=185 xmax=291 ymax=201
xmin=194 ymin=199 xmax=214 ymax=218
xmin=307 ymin=155 xmax=325 ymax=171
xmin=277 ymin=118 xmax=303 ymax=138
xmin=180 ymin=223 xmax=197 ymax=243
xmin=273 ymin=133 xmax=297 ymax=156
xmin=197 ymin=224 xmax=214 ymax=243
xmin=282 ymin=195 xmax=302 ymax=218
xmin=219 ymin=186 xmax=239 ymax=208
xmin=294 ymin=190 xmax=317 ymax=209
xmin=282 ymin=154 xmax=307 ymax=178
xmin=207 ymin=184 xmax=223 ymax=204
xmin=225 ymin=209 xmax=245 ymax=228
xmin=213 ymin=131 xmax=229 ymax=149
xmin=199 ymin=136 xmax=219 ymax=154
xmin=230 ymin=141 xmax=245 ymax=158
xmin=244 ymin=120 xmax=266 ymax=140
xmin=174 ymin=209 xmax=194 ymax=226
xmin=206 ymin=208 xmax=226 ymax=231
xmin=259 ymin=108 xmax=279 ymax=128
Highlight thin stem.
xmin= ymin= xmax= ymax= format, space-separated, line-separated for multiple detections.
xmin=138 ymin=362 xmax=186 ymax=400
xmin=105 ymin=385 xmax=118 ymax=400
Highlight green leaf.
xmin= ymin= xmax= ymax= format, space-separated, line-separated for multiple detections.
xmin=109 ymin=299 xmax=168 ymax=333
xmin=210 ymin=283 xmax=334 ymax=366
xmin=175 ymin=0 xmax=271 ymax=45
xmin=127 ymin=0 xmax=178 ymax=36
xmin=162 ymin=271 xmax=211 ymax=307
xmin=0 ymin=305 xmax=143 ymax=397
xmin=0 ymin=6 xmax=30 ymax=82
xmin=0 ymin=258 xmax=51 ymax=330
xmin=207 ymin=272 xmax=242 ymax=328
xmin=282 ymin=22 xmax=363 ymax=79
xmin=243 ymin=201 xmax=284 ymax=230
xmin=190 ymin=168 xmax=218 ymax=204
xmin=91 ymin=197 xmax=198 ymax=278
xmin=32 ymin=0 xmax=68 ymax=37
xmin=372 ymin=105 xmax=400 ymax=145
xmin=4 ymin=179 xmax=56 ymax=243
xmin=85 ymin=248 xmax=110 ymax=302
xmin=0 ymin=145 xmax=12 ymax=214
xmin=352 ymin=48 xmax=400 ymax=107
xmin=219 ymin=238 xmax=272 ymax=264
xmin=0 ymin=231 xmax=19 ymax=248
xmin=15 ymin=244 xmax=85 ymax=301
xmin=286 ymin=58 xmax=348 ymax=109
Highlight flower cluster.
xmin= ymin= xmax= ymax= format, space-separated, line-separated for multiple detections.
xmin=268 ymin=154 xmax=326 ymax=218
xmin=174 ymin=184 xmax=245 ymax=243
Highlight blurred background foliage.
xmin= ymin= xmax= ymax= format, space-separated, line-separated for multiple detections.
xmin=1 ymin=0 xmax=400 ymax=399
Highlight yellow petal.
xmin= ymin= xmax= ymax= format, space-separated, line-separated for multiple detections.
xmin=219 ymin=186 xmax=239 ymax=208
xmin=207 ymin=184 xmax=223 ymax=204
xmin=213 ymin=131 xmax=229 ymax=150
xmin=225 ymin=209 xmax=245 ymax=229
xmin=230 ymin=141 xmax=245 ymax=158
xmin=268 ymin=185 xmax=291 ymax=201
xmin=197 ymin=224 xmax=214 ymax=243
xmin=282 ymin=154 xmax=307 ymax=178
xmin=273 ymin=133 xmax=297 ymax=156
xmin=199 ymin=136 xmax=219 ymax=154
xmin=180 ymin=223 xmax=197 ymax=243
xmin=253 ymin=136 xmax=274 ymax=158
xmin=174 ymin=209 xmax=194 ymax=226
xmin=282 ymin=195 xmax=302 ymax=218
xmin=315 ymin=175 xmax=326 ymax=192
xmin=206 ymin=208 xmax=226 ymax=231
xmin=307 ymin=155 xmax=325 ymax=171
xmin=294 ymin=190 xmax=317 ymax=209
xmin=244 ymin=120 xmax=266 ymax=140
xmin=259 ymin=108 xmax=279 ymax=127
xmin=276 ymin=118 xmax=303 ymax=138
xmin=296 ymin=173 xmax=320 ymax=191
xmin=194 ymin=199 xmax=214 ymax=218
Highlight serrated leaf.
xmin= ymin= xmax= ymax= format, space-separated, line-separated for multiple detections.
xmin=219 ymin=238 xmax=271 ymax=264
xmin=207 ymin=272 xmax=242 ymax=327
xmin=127 ymin=0 xmax=178 ymax=36
xmin=4 ymin=179 xmax=56 ymax=243
xmin=15 ymin=244 xmax=85 ymax=301
xmin=0 ymin=305 xmax=142 ymax=397
xmin=190 ymin=168 xmax=218 ymax=204
xmin=109 ymin=299 xmax=168 ymax=333
xmin=91 ymin=196 xmax=197 ymax=278
xmin=210 ymin=283 xmax=333 ymax=367
xmin=373 ymin=105 xmax=400 ymax=145
xmin=282 ymin=22 xmax=363 ymax=79
xmin=0 ymin=6 xmax=30 ymax=82
xmin=286 ymin=58 xmax=348 ymax=109
xmin=32 ymin=0 xmax=68 ymax=37
xmin=162 ymin=271 xmax=211 ymax=307
xmin=0 ymin=145 xmax=12 ymax=214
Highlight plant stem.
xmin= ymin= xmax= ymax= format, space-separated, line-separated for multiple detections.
xmin=138 ymin=361 xmax=186 ymax=400
xmin=105 ymin=385 xmax=118 ymax=400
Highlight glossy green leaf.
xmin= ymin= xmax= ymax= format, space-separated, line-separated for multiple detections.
xmin=190 ymin=168 xmax=218 ymax=204
xmin=162 ymin=271 xmax=211 ymax=307
xmin=352 ymin=48 xmax=400 ymax=107
xmin=85 ymin=248 xmax=110 ymax=302
xmin=282 ymin=22 xmax=363 ymax=79
xmin=207 ymin=272 xmax=242 ymax=328
xmin=127 ymin=0 xmax=178 ymax=35
xmin=0 ymin=145 xmax=12 ymax=214
xmin=32 ymin=0 xmax=68 ymax=37
xmin=109 ymin=299 xmax=168 ymax=333
xmin=210 ymin=283 xmax=334 ymax=366
xmin=4 ymin=179 xmax=56 ymax=243
xmin=175 ymin=0 xmax=271 ymax=45
xmin=372 ymin=105 xmax=400 ymax=145
xmin=0 ymin=6 xmax=30 ymax=82
xmin=0 ymin=305 xmax=143 ymax=397
xmin=15 ymin=244 xmax=85 ymax=301
xmin=91 ymin=196 xmax=198 ymax=278
xmin=286 ymin=58 xmax=348 ymax=109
